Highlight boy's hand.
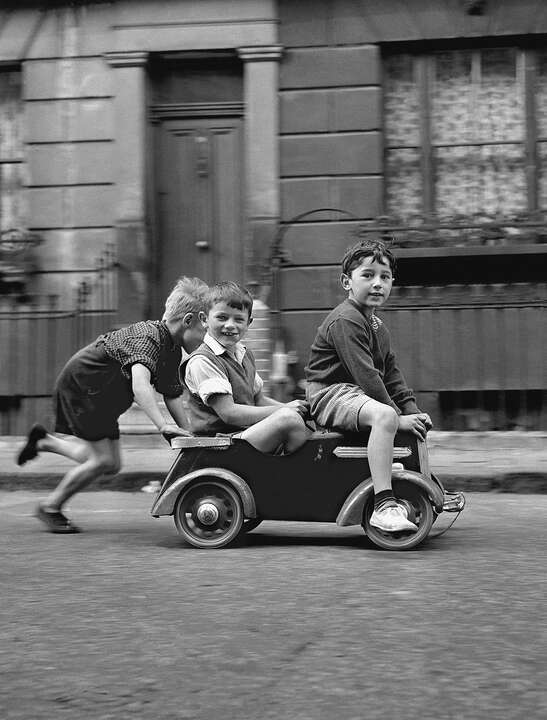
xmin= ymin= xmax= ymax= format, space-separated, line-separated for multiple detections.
xmin=398 ymin=414 xmax=428 ymax=440
xmin=286 ymin=399 xmax=310 ymax=419
xmin=160 ymin=423 xmax=193 ymax=444
xmin=417 ymin=413 xmax=433 ymax=430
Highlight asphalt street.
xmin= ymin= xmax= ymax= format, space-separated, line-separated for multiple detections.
xmin=2 ymin=491 xmax=547 ymax=720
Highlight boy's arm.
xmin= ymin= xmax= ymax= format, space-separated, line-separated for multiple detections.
xmin=329 ymin=319 xmax=399 ymax=410
xmin=383 ymin=349 xmax=420 ymax=414
xmin=186 ymin=357 xmax=279 ymax=428
xmin=209 ymin=393 xmax=280 ymax=428
xmin=383 ymin=346 xmax=433 ymax=430
xmin=255 ymin=391 xmax=309 ymax=417
xmin=254 ymin=391 xmax=282 ymax=407
xmin=164 ymin=395 xmax=189 ymax=428
xmin=131 ymin=364 xmax=190 ymax=436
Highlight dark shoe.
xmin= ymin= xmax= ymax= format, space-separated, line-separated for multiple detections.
xmin=34 ymin=504 xmax=81 ymax=534
xmin=16 ymin=424 xmax=47 ymax=466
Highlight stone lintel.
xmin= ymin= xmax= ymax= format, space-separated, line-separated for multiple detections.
xmin=237 ymin=45 xmax=283 ymax=62
xmin=104 ymin=51 xmax=149 ymax=68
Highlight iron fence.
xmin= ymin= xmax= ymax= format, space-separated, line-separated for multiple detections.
xmin=0 ymin=246 xmax=117 ymax=434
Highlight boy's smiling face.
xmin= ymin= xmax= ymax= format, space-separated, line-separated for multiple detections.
xmin=201 ymin=300 xmax=251 ymax=350
xmin=341 ymin=255 xmax=394 ymax=313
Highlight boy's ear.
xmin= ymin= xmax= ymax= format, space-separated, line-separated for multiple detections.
xmin=248 ymin=316 xmax=253 ymax=326
xmin=182 ymin=312 xmax=194 ymax=326
xmin=340 ymin=273 xmax=351 ymax=291
xmin=198 ymin=310 xmax=208 ymax=326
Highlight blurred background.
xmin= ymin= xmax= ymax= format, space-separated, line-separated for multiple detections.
xmin=0 ymin=0 xmax=545 ymax=434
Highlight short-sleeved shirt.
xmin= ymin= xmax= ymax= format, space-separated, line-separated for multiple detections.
xmin=185 ymin=333 xmax=263 ymax=405
xmin=100 ymin=320 xmax=183 ymax=398
xmin=54 ymin=320 xmax=182 ymax=441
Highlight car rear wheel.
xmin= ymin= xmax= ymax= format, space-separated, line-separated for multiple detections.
xmin=174 ymin=479 xmax=243 ymax=548
xmin=362 ymin=478 xmax=434 ymax=550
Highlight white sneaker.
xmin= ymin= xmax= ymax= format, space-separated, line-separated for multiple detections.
xmin=141 ymin=480 xmax=162 ymax=494
xmin=369 ymin=504 xmax=418 ymax=533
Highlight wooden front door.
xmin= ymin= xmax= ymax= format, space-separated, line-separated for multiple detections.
xmin=154 ymin=114 xmax=244 ymax=310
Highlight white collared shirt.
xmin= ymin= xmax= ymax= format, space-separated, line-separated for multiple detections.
xmin=185 ymin=332 xmax=263 ymax=405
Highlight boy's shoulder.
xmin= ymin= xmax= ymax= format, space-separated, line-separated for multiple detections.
xmin=103 ymin=319 xmax=162 ymax=345
xmin=185 ymin=341 xmax=214 ymax=362
xmin=323 ymin=298 xmax=369 ymax=326
xmin=320 ymin=300 xmax=389 ymax=340
xmin=191 ymin=340 xmax=210 ymax=354
xmin=185 ymin=341 xmax=255 ymax=368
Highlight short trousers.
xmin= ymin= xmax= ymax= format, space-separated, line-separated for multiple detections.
xmin=54 ymin=343 xmax=133 ymax=441
xmin=306 ymin=382 xmax=371 ymax=432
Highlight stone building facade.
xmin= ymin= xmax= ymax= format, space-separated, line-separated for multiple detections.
xmin=0 ymin=0 xmax=545 ymax=430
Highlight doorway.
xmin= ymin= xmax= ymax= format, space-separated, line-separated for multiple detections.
xmin=150 ymin=55 xmax=244 ymax=312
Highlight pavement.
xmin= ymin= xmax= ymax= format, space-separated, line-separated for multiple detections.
xmin=1 ymin=430 xmax=546 ymax=493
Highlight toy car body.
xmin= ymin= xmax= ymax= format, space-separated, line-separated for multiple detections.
xmin=151 ymin=429 xmax=460 ymax=550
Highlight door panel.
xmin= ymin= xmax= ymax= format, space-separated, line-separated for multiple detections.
xmin=155 ymin=116 xmax=243 ymax=309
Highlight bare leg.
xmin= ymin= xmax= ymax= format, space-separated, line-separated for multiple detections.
xmin=357 ymin=400 xmax=399 ymax=493
xmin=357 ymin=400 xmax=417 ymax=533
xmin=239 ymin=408 xmax=310 ymax=454
xmin=37 ymin=433 xmax=91 ymax=463
xmin=44 ymin=438 xmax=121 ymax=511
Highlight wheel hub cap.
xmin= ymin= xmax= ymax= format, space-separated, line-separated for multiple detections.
xmin=196 ymin=501 xmax=220 ymax=525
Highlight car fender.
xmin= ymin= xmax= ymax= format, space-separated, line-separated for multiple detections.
xmin=336 ymin=469 xmax=444 ymax=527
xmin=151 ymin=467 xmax=257 ymax=518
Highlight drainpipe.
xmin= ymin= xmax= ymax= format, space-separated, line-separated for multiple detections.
xmin=267 ymin=208 xmax=357 ymax=401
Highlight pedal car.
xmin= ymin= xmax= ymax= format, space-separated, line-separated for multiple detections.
xmin=150 ymin=429 xmax=463 ymax=551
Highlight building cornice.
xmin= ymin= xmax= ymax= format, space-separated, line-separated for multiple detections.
xmin=237 ymin=45 xmax=283 ymax=62
xmin=104 ymin=51 xmax=149 ymax=67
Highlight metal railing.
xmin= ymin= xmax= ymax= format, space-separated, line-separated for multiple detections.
xmin=0 ymin=245 xmax=117 ymax=434
xmin=269 ymin=210 xmax=547 ymax=430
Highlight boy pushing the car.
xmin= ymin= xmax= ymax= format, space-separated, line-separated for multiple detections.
xmin=305 ymin=239 xmax=433 ymax=534
xmin=16 ymin=276 xmax=208 ymax=533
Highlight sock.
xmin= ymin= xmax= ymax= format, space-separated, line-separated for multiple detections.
xmin=374 ymin=490 xmax=396 ymax=511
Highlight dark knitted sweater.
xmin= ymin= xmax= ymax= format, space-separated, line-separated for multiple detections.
xmin=305 ymin=298 xmax=419 ymax=414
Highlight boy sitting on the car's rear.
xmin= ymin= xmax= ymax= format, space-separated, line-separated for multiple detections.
xmin=305 ymin=239 xmax=433 ymax=534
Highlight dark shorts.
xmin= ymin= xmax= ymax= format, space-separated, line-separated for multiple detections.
xmin=54 ymin=343 xmax=133 ymax=441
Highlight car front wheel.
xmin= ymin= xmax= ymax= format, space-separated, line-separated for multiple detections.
xmin=174 ymin=479 xmax=243 ymax=548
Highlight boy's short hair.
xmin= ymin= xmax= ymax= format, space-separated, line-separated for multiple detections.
xmin=205 ymin=281 xmax=253 ymax=318
xmin=163 ymin=276 xmax=208 ymax=322
xmin=341 ymin=239 xmax=397 ymax=276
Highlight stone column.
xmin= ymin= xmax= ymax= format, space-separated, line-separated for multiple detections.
xmin=104 ymin=51 xmax=148 ymax=324
xmin=237 ymin=45 xmax=283 ymax=294
xmin=237 ymin=46 xmax=283 ymax=392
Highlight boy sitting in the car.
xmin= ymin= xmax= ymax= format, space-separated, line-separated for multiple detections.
xmin=183 ymin=281 xmax=310 ymax=454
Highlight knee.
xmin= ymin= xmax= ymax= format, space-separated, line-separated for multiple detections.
xmin=372 ymin=404 xmax=398 ymax=434
xmin=273 ymin=407 xmax=304 ymax=431
xmin=94 ymin=457 xmax=121 ymax=475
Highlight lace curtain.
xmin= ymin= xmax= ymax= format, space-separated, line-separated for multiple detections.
xmin=384 ymin=48 xmax=542 ymax=221
xmin=0 ymin=70 xmax=26 ymax=232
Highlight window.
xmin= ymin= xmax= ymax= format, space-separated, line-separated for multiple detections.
xmin=384 ymin=45 xmax=547 ymax=240
xmin=0 ymin=68 xmax=25 ymax=233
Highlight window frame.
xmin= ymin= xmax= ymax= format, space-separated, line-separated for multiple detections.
xmin=0 ymin=63 xmax=25 ymax=234
xmin=382 ymin=41 xmax=543 ymax=219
